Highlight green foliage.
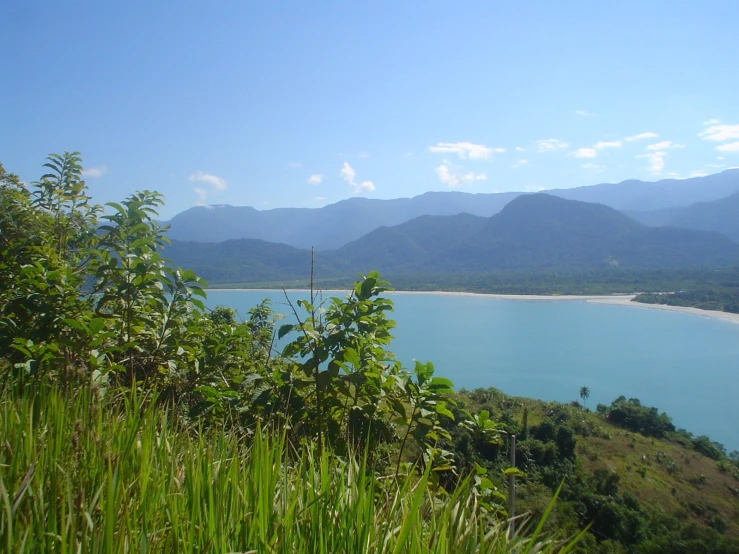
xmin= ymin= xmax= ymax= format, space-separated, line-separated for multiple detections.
xmin=603 ymin=396 xmax=676 ymax=438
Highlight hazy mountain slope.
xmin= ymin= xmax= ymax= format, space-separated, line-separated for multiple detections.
xmin=164 ymin=194 xmax=739 ymax=284
xmin=430 ymin=194 xmax=739 ymax=271
xmin=165 ymin=239 xmax=346 ymax=284
xmin=549 ymin=169 xmax=739 ymax=211
xmin=620 ymin=206 xmax=685 ymax=226
xmin=665 ymin=191 xmax=739 ymax=242
xmin=164 ymin=192 xmax=521 ymax=249
xmin=163 ymin=170 xmax=739 ymax=249
xmin=331 ymin=213 xmax=488 ymax=269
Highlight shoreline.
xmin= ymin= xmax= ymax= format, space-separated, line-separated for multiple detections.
xmin=207 ymin=288 xmax=739 ymax=324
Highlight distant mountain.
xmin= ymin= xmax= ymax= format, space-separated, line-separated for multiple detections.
xmin=550 ymin=169 xmax=739 ymax=211
xmin=163 ymin=191 xmax=521 ymax=250
xmin=163 ymin=169 xmax=739 ymax=249
xmin=164 ymin=194 xmax=739 ymax=284
xmin=332 ymin=213 xmax=488 ymax=270
xmin=429 ymin=194 xmax=739 ymax=271
xmin=620 ymin=207 xmax=685 ymax=227
xmin=164 ymin=239 xmax=348 ymax=284
xmin=664 ymin=191 xmax=739 ymax=242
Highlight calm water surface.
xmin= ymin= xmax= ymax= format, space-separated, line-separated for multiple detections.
xmin=206 ymin=290 xmax=739 ymax=450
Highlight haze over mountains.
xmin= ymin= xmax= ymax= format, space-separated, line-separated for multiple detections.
xmin=164 ymin=169 xmax=739 ymax=250
xmin=165 ymin=192 xmax=739 ymax=285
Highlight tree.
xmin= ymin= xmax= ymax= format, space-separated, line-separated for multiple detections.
xmin=580 ymin=386 xmax=590 ymax=409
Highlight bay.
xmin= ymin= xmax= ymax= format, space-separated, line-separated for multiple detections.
xmin=205 ymin=289 xmax=739 ymax=450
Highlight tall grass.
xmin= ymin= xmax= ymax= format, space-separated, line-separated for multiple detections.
xmin=0 ymin=386 xmax=580 ymax=553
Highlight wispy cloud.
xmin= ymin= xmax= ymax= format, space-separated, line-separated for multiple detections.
xmin=636 ymin=152 xmax=667 ymax=175
xmin=82 ymin=164 xmax=107 ymax=178
xmin=646 ymin=140 xmax=684 ymax=151
xmin=359 ymin=152 xmax=371 ymax=158
xmin=536 ymin=139 xmax=569 ymax=152
xmin=571 ymin=140 xmax=621 ymax=159
xmin=699 ymin=123 xmax=739 ymax=142
xmin=340 ymin=162 xmax=375 ymax=194
xmin=193 ymin=188 xmax=209 ymax=207
xmin=307 ymin=174 xmax=323 ymax=185
xmin=689 ymin=170 xmax=709 ymax=178
xmin=436 ymin=164 xmax=486 ymax=188
xmin=594 ymin=140 xmax=622 ymax=150
xmin=572 ymin=148 xmax=597 ymax=159
xmin=429 ymin=142 xmax=504 ymax=159
xmin=716 ymin=141 xmax=739 ymax=153
xmin=624 ymin=132 xmax=658 ymax=141
xmin=575 ymin=110 xmax=594 ymax=117
xmin=703 ymin=118 xmax=721 ymax=125
xmin=513 ymin=159 xmax=528 ymax=168
xmin=582 ymin=163 xmax=604 ymax=171
xmin=287 ymin=162 xmax=301 ymax=168
xmin=189 ymin=171 xmax=227 ymax=191
xmin=515 ymin=146 xmax=525 ymax=152
xmin=524 ymin=185 xmax=545 ymax=192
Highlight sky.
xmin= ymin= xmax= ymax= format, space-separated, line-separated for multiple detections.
xmin=2 ymin=1 xmax=739 ymax=219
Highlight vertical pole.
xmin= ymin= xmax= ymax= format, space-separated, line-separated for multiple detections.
xmin=508 ymin=434 xmax=516 ymax=535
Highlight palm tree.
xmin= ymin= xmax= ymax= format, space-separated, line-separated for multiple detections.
xmin=579 ymin=386 xmax=590 ymax=410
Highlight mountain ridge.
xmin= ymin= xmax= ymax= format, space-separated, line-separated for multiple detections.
xmin=164 ymin=169 xmax=739 ymax=249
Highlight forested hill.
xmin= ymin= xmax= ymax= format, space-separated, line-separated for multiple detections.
xmin=162 ymin=169 xmax=739 ymax=249
xmin=164 ymin=194 xmax=739 ymax=285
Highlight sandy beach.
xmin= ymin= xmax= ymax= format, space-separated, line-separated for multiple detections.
xmin=210 ymin=288 xmax=739 ymax=325
xmin=388 ymin=290 xmax=739 ymax=324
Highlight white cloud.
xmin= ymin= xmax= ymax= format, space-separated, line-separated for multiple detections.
xmin=625 ymin=132 xmax=658 ymax=141
xmin=512 ymin=159 xmax=528 ymax=168
xmin=703 ymin=118 xmax=721 ymax=125
xmin=572 ymin=140 xmax=623 ymax=159
xmin=82 ymin=164 xmax=107 ymax=178
xmin=307 ymin=174 xmax=323 ymax=185
xmin=193 ymin=187 xmax=208 ymax=206
xmin=536 ymin=139 xmax=569 ymax=152
xmin=575 ymin=110 xmax=594 ymax=117
xmin=515 ymin=146 xmax=525 ymax=152
xmin=359 ymin=152 xmax=371 ymax=158
xmin=582 ymin=163 xmax=604 ymax=170
xmin=646 ymin=140 xmax=684 ymax=151
xmin=699 ymin=123 xmax=739 ymax=142
xmin=717 ymin=156 xmax=725 ymax=160
xmin=524 ymin=185 xmax=545 ymax=192
xmin=572 ymin=148 xmax=597 ymax=159
xmin=429 ymin=142 xmax=504 ymax=159
xmin=189 ymin=170 xmax=227 ymax=191
xmin=339 ymin=162 xmax=375 ymax=194
xmin=287 ymin=162 xmax=301 ymax=168
xmin=716 ymin=141 xmax=739 ymax=153
xmin=594 ymin=140 xmax=622 ymax=150
xmin=705 ymin=163 xmax=726 ymax=168
xmin=436 ymin=164 xmax=487 ymax=188
xmin=636 ymin=152 xmax=667 ymax=174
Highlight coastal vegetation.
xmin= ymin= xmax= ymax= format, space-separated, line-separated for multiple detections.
xmin=2 ymin=153 xmax=739 ymax=551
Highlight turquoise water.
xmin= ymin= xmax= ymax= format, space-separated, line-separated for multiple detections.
xmin=206 ymin=290 xmax=739 ymax=450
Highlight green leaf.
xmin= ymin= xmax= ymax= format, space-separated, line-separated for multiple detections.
xmin=277 ymin=323 xmax=295 ymax=339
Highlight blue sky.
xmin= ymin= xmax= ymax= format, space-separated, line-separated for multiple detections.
xmin=2 ymin=1 xmax=739 ymax=219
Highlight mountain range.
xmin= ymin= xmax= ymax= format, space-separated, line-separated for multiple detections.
xmin=164 ymin=169 xmax=739 ymax=249
xmin=165 ymin=193 xmax=739 ymax=285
